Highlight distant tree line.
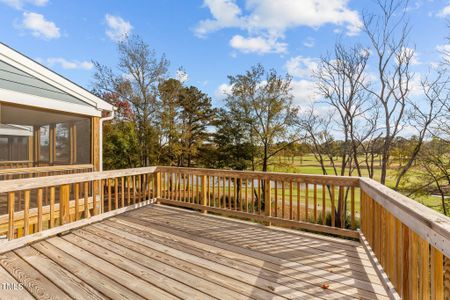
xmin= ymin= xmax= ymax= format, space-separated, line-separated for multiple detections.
xmin=93 ymin=0 xmax=449 ymax=214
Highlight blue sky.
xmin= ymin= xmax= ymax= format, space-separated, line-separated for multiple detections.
xmin=0 ymin=0 xmax=449 ymax=107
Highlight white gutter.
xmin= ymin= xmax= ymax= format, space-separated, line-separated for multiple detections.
xmin=98 ymin=109 xmax=115 ymax=171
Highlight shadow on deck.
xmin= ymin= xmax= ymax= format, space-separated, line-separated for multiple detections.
xmin=0 ymin=204 xmax=389 ymax=300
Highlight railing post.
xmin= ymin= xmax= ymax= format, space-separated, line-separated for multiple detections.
xmin=60 ymin=184 xmax=70 ymax=225
xmin=201 ymin=175 xmax=207 ymax=214
xmin=264 ymin=178 xmax=271 ymax=226
xmin=154 ymin=171 xmax=161 ymax=202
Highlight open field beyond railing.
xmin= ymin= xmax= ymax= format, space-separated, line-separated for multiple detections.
xmin=0 ymin=166 xmax=449 ymax=298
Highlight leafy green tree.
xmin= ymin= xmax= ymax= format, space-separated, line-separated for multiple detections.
xmin=225 ymin=64 xmax=298 ymax=172
xmin=178 ymin=86 xmax=215 ymax=167
xmin=93 ymin=35 xmax=169 ymax=167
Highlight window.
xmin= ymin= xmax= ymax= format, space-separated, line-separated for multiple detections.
xmin=75 ymin=119 xmax=91 ymax=164
xmin=0 ymin=137 xmax=8 ymax=161
xmin=39 ymin=125 xmax=50 ymax=162
xmin=55 ymin=123 xmax=70 ymax=163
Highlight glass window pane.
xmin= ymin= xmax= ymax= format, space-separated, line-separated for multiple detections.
xmin=39 ymin=125 xmax=49 ymax=162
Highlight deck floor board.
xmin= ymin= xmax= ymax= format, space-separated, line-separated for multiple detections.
xmin=0 ymin=204 xmax=390 ymax=299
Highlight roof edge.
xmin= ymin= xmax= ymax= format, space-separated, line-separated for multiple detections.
xmin=0 ymin=43 xmax=113 ymax=113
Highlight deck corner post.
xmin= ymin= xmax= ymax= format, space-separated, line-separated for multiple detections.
xmin=201 ymin=174 xmax=208 ymax=214
xmin=154 ymin=171 xmax=161 ymax=202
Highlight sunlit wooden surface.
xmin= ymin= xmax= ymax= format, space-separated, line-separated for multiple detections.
xmin=0 ymin=204 xmax=389 ymax=300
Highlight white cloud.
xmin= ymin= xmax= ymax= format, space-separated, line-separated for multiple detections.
xmin=195 ymin=0 xmax=362 ymax=53
xmin=285 ymin=56 xmax=319 ymax=78
xmin=215 ymin=83 xmax=233 ymax=100
xmin=398 ymin=47 xmax=420 ymax=66
xmin=105 ymin=14 xmax=132 ymax=42
xmin=20 ymin=12 xmax=60 ymax=39
xmin=291 ymin=79 xmax=319 ymax=106
xmin=175 ymin=69 xmax=189 ymax=83
xmin=230 ymin=35 xmax=287 ymax=54
xmin=0 ymin=0 xmax=47 ymax=9
xmin=45 ymin=58 xmax=93 ymax=70
xmin=437 ymin=4 xmax=450 ymax=17
xmin=436 ymin=44 xmax=450 ymax=62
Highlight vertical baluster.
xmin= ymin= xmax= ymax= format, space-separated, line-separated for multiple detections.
xmin=132 ymin=176 xmax=137 ymax=204
xmin=92 ymin=180 xmax=98 ymax=216
xmin=257 ymin=179 xmax=261 ymax=214
xmin=201 ymin=175 xmax=207 ymax=213
xmin=212 ymin=176 xmax=215 ymax=207
xmin=217 ymin=176 xmax=221 ymax=208
xmin=274 ymin=180 xmax=278 ymax=218
xmin=251 ymin=178 xmax=254 ymax=214
xmin=121 ymin=177 xmax=125 ymax=207
xmin=419 ymin=237 xmax=430 ymax=299
xmin=431 ymin=247 xmax=443 ymax=300
xmin=60 ymin=185 xmax=70 ymax=225
xmin=23 ymin=190 xmax=30 ymax=235
xmin=331 ymin=185 xmax=335 ymax=227
xmin=107 ymin=178 xmax=112 ymax=211
xmin=289 ymin=181 xmax=293 ymax=220
xmin=313 ymin=184 xmax=317 ymax=223
xmin=197 ymin=175 xmax=200 ymax=204
xmin=351 ymin=186 xmax=355 ymax=229
xmin=37 ymin=188 xmax=43 ymax=232
xmin=127 ymin=176 xmax=131 ymax=205
xmin=49 ymin=186 xmax=55 ymax=228
xmin=281 ymin=181 xmax=285 ymax=219
xmin=227 ymin=177 xmax=231 ymax=210
xmin=84 ymin=182 xmax=90 ymax=218
xmin=409 ymin=231 xmax=419 ymax=299
xmin=322 ymin=184 xmax=326 ymax=225
xmin=297 ymin=182 xmax=301 ymax=221
xmin=74 ymin=183 xmax=80 ymax=220
xmin=340 ymin=187 xmax=345 ymax=228
xmin=305 ymin=183 xmax=309 ymax=221
xmin=244 ymin=179 xmax=248 ymax=213
xmin=234 ymin=177 xmax=237 ymax=210
xmin=8 ymin=192 xmax=15 ymax=240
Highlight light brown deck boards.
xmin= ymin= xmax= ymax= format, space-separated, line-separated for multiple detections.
xmin=0 ymin=204 xmax=390 ymax=299
xmin=0 ymin=264 xmax=34 ymax=300
xmin=111 ymin=211 xmax=387 ymax=299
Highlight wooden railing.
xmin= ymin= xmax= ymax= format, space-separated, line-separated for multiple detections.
xmin=157 ymin=166 xmax=360 ymax=238
xmin=0 ymin=167 xmax=157 ymax=239
xmin=0 ymin=160 xmax=32 ymax=169
xmin=360 ymin=178 xmax=450 ymax=299
xmin=0 ymin=164 xmax=94 ymax=180
xmin=0 ymin=166 xmax=449 ymax=298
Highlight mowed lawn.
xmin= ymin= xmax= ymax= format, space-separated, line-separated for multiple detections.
xmin=266 ymin=154 xmax=445 ymax=215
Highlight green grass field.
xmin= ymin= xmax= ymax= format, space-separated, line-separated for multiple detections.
xmin=266 ymin=154 xmax=446 ymax=215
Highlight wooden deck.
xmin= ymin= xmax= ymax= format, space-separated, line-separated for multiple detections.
xmin=0 ymin=204 xmax=389 ymax=300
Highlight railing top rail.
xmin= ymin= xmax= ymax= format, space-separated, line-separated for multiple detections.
xmin=0 ymin=164 xmax=94 ymax=176
xmin=0 ymin=166 xmax=157 ymax=193
xmin=0 ymin=160 xmax=32 ymax=164
xmin=360 ymin=177 xmax=450 ymax=257
xmin=157 ymin=166 xmax=360 ymax=186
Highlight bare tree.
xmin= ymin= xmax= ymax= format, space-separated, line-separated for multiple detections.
xmin=314 ymin=43 xmax=371 ymax=177
xmin=394 ymin=69 xmax=449 ymax=189
xmin=362 ymin=0 xmax=414 ymax=184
